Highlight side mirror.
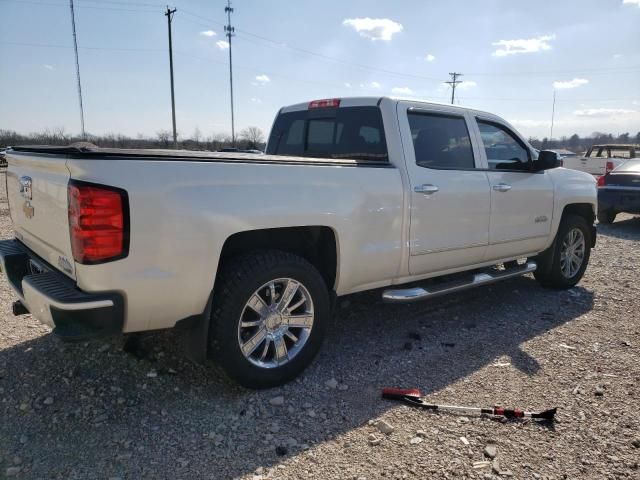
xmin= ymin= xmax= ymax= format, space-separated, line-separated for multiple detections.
xmin=534 ymin=150 xmax=560 ymax=171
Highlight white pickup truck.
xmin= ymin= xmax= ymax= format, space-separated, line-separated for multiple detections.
xmin=1 ymin=97 xmax=597 ymax=388
xmin=562 ymin=144 xmax=638 ymax=177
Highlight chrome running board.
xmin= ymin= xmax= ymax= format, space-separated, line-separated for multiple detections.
xmin=382 ymin=261 xmax=537 ymax=303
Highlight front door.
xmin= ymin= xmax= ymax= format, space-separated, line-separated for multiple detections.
xmin=472 ymin=118 xmax=554 ymax=260
xmin=399 ymin=105 xmax=491 ymax=275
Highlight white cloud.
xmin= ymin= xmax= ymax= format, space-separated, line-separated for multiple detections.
xmin=573 ymin=108 xmax=635 ymax=117
xmin=492 ymin=34 xmax=555 ymax=56
xmin=216 ymin=40 xmax=229 ymax=50
xmin=200 ymin=30 xmax=216 ymax=37
xmin=360 ymin=81 xmax=382 ymax=90
xmin=553 ymin=78 xmax=589 ymax=89
xmin=391 ymin=86 xmax=414 ymax=95
xmin=424 ymin=54 xmax=435 ymax=62
xmin=613 ymin=53 xmax=623 ymax=59
xmin=344 ymin=82 xmax=352 ymax=88
xmin=254 ymin=74 xmax=270 ymax=84
xmin=342 ymin=18 xmax=403 ymax=41
xmin=458 ymin=80 xmax=477 ymax=89
xmin=623 ymin=0 xmax=640 ymax=6
xmin=250 ymin=97 xmax=262 ymax=104
xmin=43 ymin=64 xmax=54 ymax=70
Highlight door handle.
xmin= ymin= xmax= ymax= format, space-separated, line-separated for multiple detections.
xmin=414 ymin=184 xmax=439 ymax=195
xmin=492 ymin=183 xmax=512 ymax=192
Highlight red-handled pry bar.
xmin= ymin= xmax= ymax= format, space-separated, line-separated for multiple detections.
xmin=382 ymin=388 xmax=556 ymax=421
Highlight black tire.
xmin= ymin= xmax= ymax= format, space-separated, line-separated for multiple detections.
xmin=597 ymin=209 xmax=616 ymax=224
xmin=534 ymin=214 xmax=592 ymax=289
xmin=209 ymin=250 xmax=329 ymax=389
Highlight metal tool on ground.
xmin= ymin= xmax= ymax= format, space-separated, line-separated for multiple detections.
xmin=382 ymin=388 xmax=557 ymax=421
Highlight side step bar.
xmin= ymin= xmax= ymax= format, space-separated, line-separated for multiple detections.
xmin=382 ymin=261 xmax=537 ymax=303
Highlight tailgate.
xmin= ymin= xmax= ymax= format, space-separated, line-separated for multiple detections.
xmin=6 ymin=150 xmax=75 ymax=279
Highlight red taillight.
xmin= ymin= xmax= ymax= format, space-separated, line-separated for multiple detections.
xmin=597 ymin=175 xmax=607 ymax=187
xmin=308 ymin=98 xmax=341 ymax=109
xmin=606 ymin=161 xmax=614 ymax=173
xmin=68 ymin=181 xmax=128 ymax=264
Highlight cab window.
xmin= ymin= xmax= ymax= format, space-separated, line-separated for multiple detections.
xmin=477 ymin=120 xmax=531 ymax=171
xmin=408 ymin=112 xmax=475 ymax=169
xmin=266 ymin=106 xmax=388 ymax=162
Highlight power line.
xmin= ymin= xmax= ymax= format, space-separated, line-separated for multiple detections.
xmin=69 ymin=0 xmax=86 ymax=139
xmin=445 ymin=72 xmax=463 ymax=105
xmin=224 ymin=0 xmax=235 ymax=146
xmin=7 ymin=0 xmax=640 ymax=83
xmin=165 ymin=6 xmax=177 ymax=148
xmin=3 ymin=39 xmax=638 ymax=105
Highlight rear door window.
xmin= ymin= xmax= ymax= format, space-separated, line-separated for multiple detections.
xmin=408 ymin=112 xmax=475 ymax=169
xmin=266 ymin=106 xmax=388 ymax=162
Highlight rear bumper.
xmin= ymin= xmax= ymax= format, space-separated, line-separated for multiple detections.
xmin=0 ymin=239 xmax=124 ymax=341
xmin=598 ymin=188 xmax=640 ymax=214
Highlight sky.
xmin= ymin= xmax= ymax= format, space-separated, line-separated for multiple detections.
xmin=0 ymin=0 xmax=639 ymax=141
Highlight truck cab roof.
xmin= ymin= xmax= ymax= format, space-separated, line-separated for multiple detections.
xmin=280 ymin=96 xmax=497 ymax=118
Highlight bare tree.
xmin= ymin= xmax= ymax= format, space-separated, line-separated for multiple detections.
xmin=192 ymin=127 xmax=202 ymax=145
xmin=156 ymin=130 xmax=172 ymax=148
xmin=238 ymin=126 xmax=265 ymax=150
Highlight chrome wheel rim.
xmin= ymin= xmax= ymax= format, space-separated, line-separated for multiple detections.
xmin=238 ymin=278 xmax=314 ymax=368
xmin=560 ymin=228 xmax=585 ymax=279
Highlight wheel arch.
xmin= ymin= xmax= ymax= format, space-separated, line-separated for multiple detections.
xmin=217 ymin=226 xmax=339 ymax=292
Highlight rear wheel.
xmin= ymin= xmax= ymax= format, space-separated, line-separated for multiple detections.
xmin=534 ymin=214 xmax=592 ymax=289
xmin=597 ymin=209 xmax=616 ymax=224
xmin=209 ymin=250 xmax=329 ymax=389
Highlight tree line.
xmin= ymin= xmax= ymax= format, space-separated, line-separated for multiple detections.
xmin=528 ymin=131 xmax=640 ymax=153
xmin=0 ymin=126 xmax=266 ymax=151
xmin=1 ymin=127 xmax=639 ymax=154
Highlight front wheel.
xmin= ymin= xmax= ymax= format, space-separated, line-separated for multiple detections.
xmin=534 ymin=214 xmax=592 ymax=289
xmin=209 ymin=250 xmax=329 ymax=389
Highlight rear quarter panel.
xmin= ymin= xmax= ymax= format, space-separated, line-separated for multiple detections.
xmin=66 ymin=159 xmax=404 ymax=332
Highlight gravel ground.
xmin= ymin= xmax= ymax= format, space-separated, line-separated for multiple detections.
xmin=0 ymin=176 xmax=639 ymax=479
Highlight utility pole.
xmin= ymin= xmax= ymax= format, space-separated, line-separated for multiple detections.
xmin=446 ymin=72 xmax=463 ymax=105
xmin=69 ymin=0 xmax=86 ymax=139
xmin=550 ymin=89 xmax=556 ymax=141
xmin=165 ymin=6 xmax=177 ymax=148
xmin=225 ymin=0 xmax=236 ymax=146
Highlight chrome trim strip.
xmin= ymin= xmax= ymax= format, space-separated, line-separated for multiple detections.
xmin=382 ymin=261 xmax=537 ymax=303
xmin=490 ymin=234 xmax=548 ymax=245
xmin=600 ymin=185 xmax=640 ymax=191
xmin=411 ymin=242 xmax=486 ymax=256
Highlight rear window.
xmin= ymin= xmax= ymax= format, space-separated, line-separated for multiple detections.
xmin=266 ymin=106 xmax=388 ymax=162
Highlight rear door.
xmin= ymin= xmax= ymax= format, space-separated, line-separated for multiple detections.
xmin=470 ymin=118 xmax=554 ymax=260
xmin=6 ymin=150 xmax=75 ymax=278
xmin=398 ymin=103 xmax=491 ymax=275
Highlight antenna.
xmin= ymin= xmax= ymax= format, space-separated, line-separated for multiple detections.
xmin=550 ymin=89 xmax=556 ymax=140
xmin=69 ymin=0 xmax=86 ymax=139
xmin=225 ymin=0 xmax=236 ymax=146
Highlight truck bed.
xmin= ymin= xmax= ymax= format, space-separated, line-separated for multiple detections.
xmin=10 ymin=145 xmax=392 ymax=168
